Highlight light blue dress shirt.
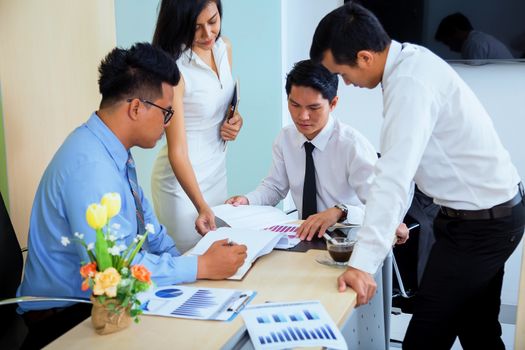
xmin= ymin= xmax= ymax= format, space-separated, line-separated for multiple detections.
xmin=17 ymin=113 xmax=198 ymax=311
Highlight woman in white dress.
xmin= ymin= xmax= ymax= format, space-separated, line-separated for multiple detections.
xmin=151 ymin=0 xmax=243 ymax=252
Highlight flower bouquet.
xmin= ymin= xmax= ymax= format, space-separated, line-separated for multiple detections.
xmin=63 ymin=192 xmax=153 ymax=335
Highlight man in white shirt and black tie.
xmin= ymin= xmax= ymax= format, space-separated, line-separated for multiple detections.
xmin=226 ymin=60 xmax=408 ymax=243
xmin=310 ymin=2 xmax=525 ymax=349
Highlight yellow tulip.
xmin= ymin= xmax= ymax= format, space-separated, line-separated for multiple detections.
xmin=101 ymin=192 xmax=121 ymax=219
xmin=86 ymin=203 xmax=108 ymax=230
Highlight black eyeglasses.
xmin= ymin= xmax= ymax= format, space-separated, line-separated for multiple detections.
xmin=127 ymin=98 xmax=174 ymax=124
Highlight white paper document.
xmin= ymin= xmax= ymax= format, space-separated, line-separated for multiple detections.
xmin=262 ymin=223 xmax=301 ymax=249
xmin=212 ymin=204 xmax=292 ymax=229
xmin=241 ymin=300 xmax=347 ymax=350
xmin=190 ymin=227 xmax=283 ymax=280
xmin=137 ymin=285 xmax=255 ymax=321
xmin=212 ymin=204 xmax=301 ymax=249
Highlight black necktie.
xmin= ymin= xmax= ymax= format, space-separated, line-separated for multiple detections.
xmin=126 ymin=152 xmax=145 ymax=235
xmin=302 ymin=142 xmax=317 ymax=220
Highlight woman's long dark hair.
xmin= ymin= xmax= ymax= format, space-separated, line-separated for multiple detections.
xmin=152 ymin=0 xmax=223 ymax=61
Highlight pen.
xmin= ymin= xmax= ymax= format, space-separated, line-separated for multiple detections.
xmin=407 ymin=223 xmax=420 ymax=231
xmin=226 ymin=239 xmax=237 ymax=246
xmin=322 ymin=233 xmax=339 ymax=245
xmin=232 ymin=295 xmax=251 ymax=313
xmin=227 ymin=293 xmax=249 ymax=312
xmin=392 ymin=222 xmax=420 ymax=246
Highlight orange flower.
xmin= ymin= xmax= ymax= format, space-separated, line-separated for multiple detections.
xmin=80 ymin=262 xmax=97 ymax=278
xmin=81 ymin=279 xmax=90 ymax=291
xmin=131 ymin=265 xmax=151 ymax=284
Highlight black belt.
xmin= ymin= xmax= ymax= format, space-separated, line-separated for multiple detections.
xmin=440 ymin=184 xmax=524 ymax=220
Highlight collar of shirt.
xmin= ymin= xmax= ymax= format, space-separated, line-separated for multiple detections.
xmin=181 ymin=38 xmax=223 ymax=69
xmin=292 ymin=114 xmax=335 ymax=152
xmin=382 ymin=40 xmax=403 ymax=87
xmin=85 ymin=112 xmax=128 ymax=173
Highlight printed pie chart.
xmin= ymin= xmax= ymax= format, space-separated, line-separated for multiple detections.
xmin=155 ymin=288 xmax=183 ymax=298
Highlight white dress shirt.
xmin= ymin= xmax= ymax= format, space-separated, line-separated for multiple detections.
xmin=246 ymin=115 xmax=377 ymax=223
xmin=350 ymin=40 xmax=521 ymax=274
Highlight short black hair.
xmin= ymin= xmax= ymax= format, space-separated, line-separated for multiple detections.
xmin=152 ymin=0 xmax=223 ymax=60
xmin=98 ymin=42 xmax=180 ymax=108
xmin=310 ymin=1 xmax=390 ymax=66
xmin=435 ymin=12 xmax=473 ymax=43
xmin=285 ymin=60 xmax=338 ymax=101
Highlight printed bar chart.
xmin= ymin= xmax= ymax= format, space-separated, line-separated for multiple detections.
xmin=171 ymin=289 xmax=217 ymax=317
xmin=138 ymin=285 xmax=255 ymax=321
xmin=264 ymin=224 xmax=298 ymax=233
xmin=263 ymin=224 xmax=302 ymax=249
xmin=241 ymin=300 xmax=347 ymax=350
xmin=255 ymin=323 xmax=337 ymax=345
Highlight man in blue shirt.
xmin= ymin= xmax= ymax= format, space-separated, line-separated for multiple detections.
xmin=17 ymin=42 xmax=247 ymax=348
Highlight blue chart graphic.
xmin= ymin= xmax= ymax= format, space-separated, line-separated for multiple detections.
xmin=272 ymin=314 xmax=286 ymax=323
xmin=252 ymin=308 xmax=335 ymax=345
xmin=256 ymin=310 xmax=316 ymax=323
xmin=171 ymin=289 xmax=217 ymax=317
xmin=257 ymin=324 xmax=337 ymax=345
xmin=303 ymin=309 xmax=319 ymax=320
xmin=155 ymin=288 xmax=183 ymax=298
xmin=256 ymin=315 xmax=271 ymax=324
xmin=289 ymin=313 xmax=303 ymax=322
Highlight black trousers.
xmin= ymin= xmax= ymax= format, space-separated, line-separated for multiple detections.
xmin=21 ymin=302 xmax=92 ymax=349
xmin=403 ymin=200 xmax=524 ymax=350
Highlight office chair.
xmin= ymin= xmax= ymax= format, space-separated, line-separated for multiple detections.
xmin=392 ymin=225 xmax=418 ymax=300
xmin=0 ymin=191 xmax=27 ymax=348
xmin=392 ymin=187 xmax=439 ymax=314
xmin=0 ymin=192 xmax=90 ymax=348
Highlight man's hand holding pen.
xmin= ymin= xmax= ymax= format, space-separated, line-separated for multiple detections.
xmin=196 ymin=238 xmax=247 ymax=280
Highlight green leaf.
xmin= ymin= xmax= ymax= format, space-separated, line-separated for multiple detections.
xmin=130 ymin=309 xmax=142 ymax=317
xmin=94 ymin=228 xmax=112 ymax=271
xmin=125 ymin=231 xmax=150 ymax=266
xmin=87 ymin=250 xmax=97 ymax=263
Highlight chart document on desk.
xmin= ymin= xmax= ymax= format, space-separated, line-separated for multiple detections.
xmin=241 ymin=300 xmax=347 ymax=350
xmin=137 ymin=285 xmax=255 ymax=321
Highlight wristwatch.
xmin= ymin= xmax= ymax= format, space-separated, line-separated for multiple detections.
xmin=334 ymin=204 xmax=348 ymax=223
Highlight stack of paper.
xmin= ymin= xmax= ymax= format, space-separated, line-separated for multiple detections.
xmin=212 ymin=204 xmax=301 ymax=249
xmin=212 ymin=204 xmax=292 ymax=229
xmin=137 ymin=285 xmax=256 ymax=321
xmin=190 ymin=227 xmax=283 ymax=280
xmin=241 ymin=300 xmax=347 ymax=350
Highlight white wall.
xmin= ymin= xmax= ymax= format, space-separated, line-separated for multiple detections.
xmin=0 ymin=0 xmax=116 ymax=246
xmin=115 ymin=0 xmax=284 ymax=202
xmin=282 ymin=1 xmax=525 ymax=307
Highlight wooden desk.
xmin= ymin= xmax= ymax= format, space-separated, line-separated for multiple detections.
xmin=46 ymin=250 xmax=357 ymax=349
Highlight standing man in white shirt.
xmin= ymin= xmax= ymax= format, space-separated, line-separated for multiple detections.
xmin=226 ymin=60 xmax=399 ymax=241
xmin=309 ymin=3 xmax=525 ymax=349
